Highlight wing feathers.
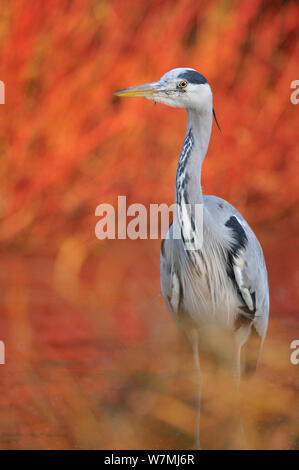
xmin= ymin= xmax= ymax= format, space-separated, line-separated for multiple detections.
xmin=225 ymin=216 xmax=256 ymax=314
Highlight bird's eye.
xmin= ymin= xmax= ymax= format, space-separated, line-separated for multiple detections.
xmin=178 ymin=80 xmax=188 ymax=88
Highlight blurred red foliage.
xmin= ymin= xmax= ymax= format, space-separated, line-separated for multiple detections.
xmin=0 ymin=0 xmax=298 ymax=449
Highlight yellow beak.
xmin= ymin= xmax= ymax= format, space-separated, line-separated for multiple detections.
xmin=114 ymin=81 xmax=162 ymax=98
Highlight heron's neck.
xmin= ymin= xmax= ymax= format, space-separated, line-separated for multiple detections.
xmin=175 ymin=106 xmax=212 ymax=205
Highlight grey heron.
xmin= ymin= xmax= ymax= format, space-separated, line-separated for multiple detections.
xmin=114 ymin=68 xmax=269 ymax=446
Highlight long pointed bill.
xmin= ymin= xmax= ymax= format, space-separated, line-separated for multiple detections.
xmin=114 ymin=81 xmax=163 ymax=98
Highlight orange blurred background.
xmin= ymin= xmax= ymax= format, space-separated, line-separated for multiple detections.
xmin=0 ymin=0 xmax=298 ymax=449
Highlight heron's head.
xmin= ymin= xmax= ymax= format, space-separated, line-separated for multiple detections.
xmin=114 ymin=68 xmax=212 ymax=112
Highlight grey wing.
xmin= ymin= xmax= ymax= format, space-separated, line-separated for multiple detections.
xmin=205 ymin=196 xmax=269 ymax=338
xmin=226 ymin=215 xmax=269 ymax=338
